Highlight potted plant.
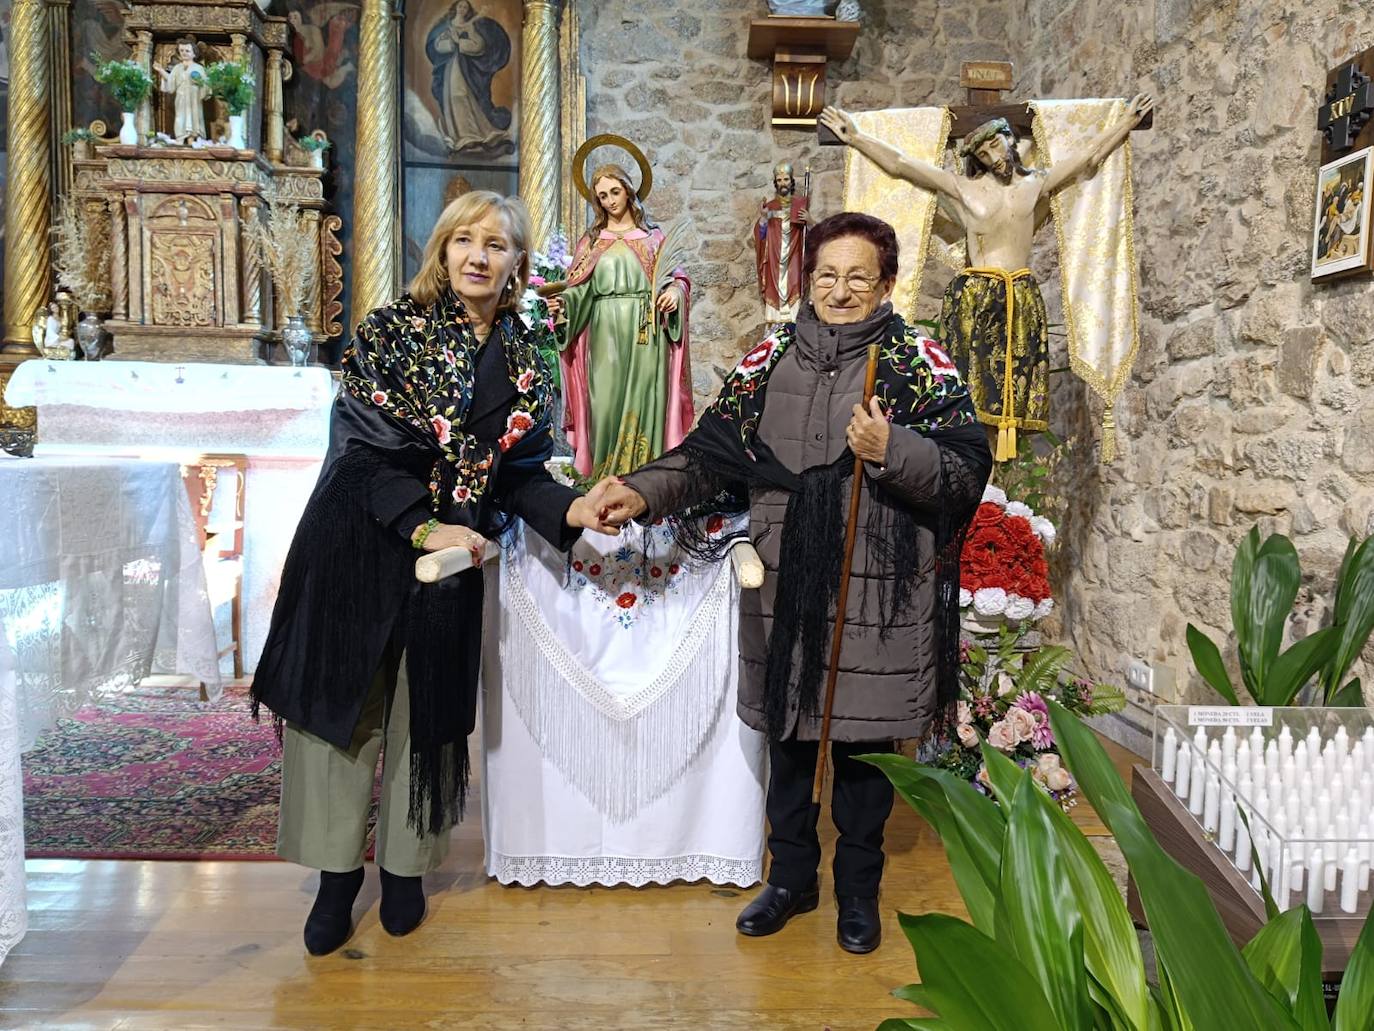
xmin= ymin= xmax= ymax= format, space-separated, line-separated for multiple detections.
xmin=865 ymin=702 xmax=1374 ymax=1028
xmin=50 ymin=197 xmax=113 ymax=360
xmin=60 ymin=127 xmax=96 ymax=160
xmin=205 ymin=59 xmax=255 ymax=149
xmin=248 ymin=192 xmax=317 ymax=366
xmin=1188 ymin=526 xmax=1374 ymax=708
xmin=92 ymin=58 xmax=153 ymax=146
xmin=297 ymin=134 xmax=331 ymax=170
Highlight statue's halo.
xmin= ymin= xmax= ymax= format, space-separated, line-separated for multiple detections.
xmin=573 ymin=134 xmax=653 ymax=204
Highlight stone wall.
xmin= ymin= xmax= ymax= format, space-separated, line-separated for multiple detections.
xmin=579 ymin=0 xmax=1374 ymax=749
xmin=573 ymin=0 xmax=1015 ymax=399
xmin=1004 ymin=0 xmax=1374 ymax=746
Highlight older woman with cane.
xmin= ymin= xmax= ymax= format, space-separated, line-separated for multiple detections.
xmin=594 ymin=212 xmax=992 ymax=953
xmin=252 ymin=191 xmax=615 ymax=956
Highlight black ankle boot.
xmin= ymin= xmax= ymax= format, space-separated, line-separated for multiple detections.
xmin=379 ymin=868 xmax=426 ymax=937
xmin=303 ymin=867 xmax=363 ymax=956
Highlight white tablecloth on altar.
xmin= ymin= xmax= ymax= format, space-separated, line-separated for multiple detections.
xmin=0 ymin=456 xmax=221 ymax=966
xmin=4 ymin=359 xmax=335 ymax=675
xmin=481 ymin=520 xmax=766 ymax=887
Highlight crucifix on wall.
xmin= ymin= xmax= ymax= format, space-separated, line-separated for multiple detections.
xmin=821 ymin=62 xmax=1154 ymax=462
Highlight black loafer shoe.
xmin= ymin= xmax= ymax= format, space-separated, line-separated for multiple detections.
xmin=303 ymin=867 xmax=364 ymax=956
xmin=836 ymin=894 xmax=881 ymax=953
xmin=736 ymin=882 xmax=820 ymax=937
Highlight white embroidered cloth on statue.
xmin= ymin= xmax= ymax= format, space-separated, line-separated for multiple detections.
xmin=0 ymin=456 xmax=220 ymax=966
xmin=481 ymin=519 xmax=766 ymax=887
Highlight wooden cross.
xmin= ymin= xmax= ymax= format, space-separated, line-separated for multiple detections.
xmin=946 ymin=61 xmax=1154 ymax=139
xmin=1319 ymin=61 xmax=1374 ymax=152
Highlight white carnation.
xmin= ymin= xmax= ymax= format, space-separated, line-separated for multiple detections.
xmin=972 ymin=587 xmax=1008 ymax=616
xmin=959 ymin=587 xmax=972 ymax=607
xmin=1005 ymin=501 xmax=1033 ymax=519
xmin=1030 ymin=517 xmax=1057 ymax=545
xmin=1033 ymin=597 xmax=1055 ymax=619
xmin=981 ymin=485 xmax=1008 ymax=507
xmin=1004 ymin=595 xmax=1036 ymax=621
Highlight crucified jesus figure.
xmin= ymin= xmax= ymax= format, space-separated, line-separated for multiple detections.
xmin=819 ymin=94 xmax=1153 ymax=459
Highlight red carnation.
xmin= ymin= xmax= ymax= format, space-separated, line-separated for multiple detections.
xmin=616 ymin=592 xmax=636 ymax=609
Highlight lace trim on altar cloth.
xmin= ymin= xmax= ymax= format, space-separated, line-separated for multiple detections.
xmin=488 ymin=850 xmax=763 ymax=889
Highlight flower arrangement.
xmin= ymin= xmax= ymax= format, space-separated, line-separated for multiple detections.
xmin=931 ymin=622 xmax=1126 ymax=809
xmin=204 ymin=60 xmax=255 ymax=115
xmin=92 ymin=58 xmax=153 ymax=113
xmin=519 ymin=227 xmax=571 ymax=390
xmin=298 ymin=135 xmax=331 ymax=153
xmin=247 ymin=191 xmax=316 ymax=318
xmin=959 ymin=483 xmax=1055 ymax=623
xmin=60 ymin=128 xmax=95 ymax=145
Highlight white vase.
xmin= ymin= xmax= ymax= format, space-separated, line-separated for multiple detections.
xmin=309 ymin=149 xmax=324 ymax=170
xmin=119 ymin=111 xmax=139 ymax=146
xmin=228 ymin=114 xmax=246 ymax=150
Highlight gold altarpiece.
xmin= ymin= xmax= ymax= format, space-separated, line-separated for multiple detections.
xmin=73 ymin=0 xmax=343 ymax=363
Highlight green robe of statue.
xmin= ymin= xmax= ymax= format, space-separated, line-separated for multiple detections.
xmin=559 ymin=228 xmax=693 ymax=482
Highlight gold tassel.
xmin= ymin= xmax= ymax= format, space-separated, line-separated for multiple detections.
xmin=1100 ymin=402 xmax=1116 ymax=464
xmin=995 ymin=419 xmax=1017 ymax=462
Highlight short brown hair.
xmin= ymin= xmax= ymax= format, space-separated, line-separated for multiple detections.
xmin=802 ymin=212 xmax=900 ymax=287
xmin=409 ymin=191 xmax=531 ymax=309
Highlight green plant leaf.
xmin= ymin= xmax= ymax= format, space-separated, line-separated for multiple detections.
xmin=983 ymin=743 xmax=1150 ymax=1029
xmin=1231 ymin=526 xmax=1263 ymax=697
xmin=1017 ymin=645 xmax=1073 ymax=697
xmin=1242 ymin=906 xmax=1327 ymax=1028
xmin=1260 ymin=627 xmax=1338 ymax=707
xmin=1186 ymin=624 xmax=1239 ymax=705
xmin=877 ymin=1020 xmax=951 ymax=1031
xmin=1325 ymin=535 xmax=1374 ymax=698
xmin=1048 ymin=702 xmax=1299 ymax=1030
xmin=899 ymin=912 xmax=1063 ymax=1030
xmin=1332 ymin=677 xmax=1365 ymax=707
xmin=1248 ymin=538 xmax=1301 ymax=693
xmin=1237 ymin=807 xmax=1281 ymax=922
xmin=1332 ymin=895 xmax=1374 ymax=1031
xmin=864 ymin=755 xmax=1003 ymax=934
xmin=997 ymin=768 xmax=1094 ymax=1030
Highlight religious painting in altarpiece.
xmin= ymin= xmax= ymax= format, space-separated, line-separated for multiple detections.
xmin=401 ymin=0 xmax=521 ymax=283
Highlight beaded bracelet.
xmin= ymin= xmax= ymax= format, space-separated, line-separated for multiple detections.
xmin=412 ymin=517 xmax=439 ymax=551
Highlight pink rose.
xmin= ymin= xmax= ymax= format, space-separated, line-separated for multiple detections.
xmin=1036 ymin=754 xmax=1062 ymax=775
xmin=516 ymin=369 xmax=536 ymax=393
xmin=409 ymin=316 xmax=426 ymax=331
xmin=529 ymin=274 xmax=547 ymax=286
xmin=452 ymin=484 xmax=472 ymax=504
xmin=956 ymin=724 xmax=980 ymax=749
xmin=371 ymin=390 xmax=388 ymax=406
xmin=1005 ymin=706 xmax=1037 ymax=745
xmin=987 ymin=720 xmax=1016 ymax=751
xmin=1046 ymin=769 xmax=1072 ymax=792
xmin=430 ymin=415 xmax=452 ymax=446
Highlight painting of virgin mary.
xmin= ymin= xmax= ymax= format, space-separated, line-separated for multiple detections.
xmin=426 ymin=0 xmax=513 ymax=155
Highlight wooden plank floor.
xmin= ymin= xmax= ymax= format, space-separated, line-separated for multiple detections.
xmin=1 ymin=739 xmax=1137 ymax=1031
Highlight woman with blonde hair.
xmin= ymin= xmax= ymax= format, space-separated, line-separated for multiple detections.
xmin=553 ymin=163 xmax=693 ymax=480
xmin=253 ymin=191 xmax=615 ymax=955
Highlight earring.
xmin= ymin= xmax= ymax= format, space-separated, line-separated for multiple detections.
xmin=434 ymin=264 xmax=448 ymax=288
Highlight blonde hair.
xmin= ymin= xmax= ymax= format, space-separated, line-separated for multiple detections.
xmin=410 ymin=190 xmax=531 ymax=309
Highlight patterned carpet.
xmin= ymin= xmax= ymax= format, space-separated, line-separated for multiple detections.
xmin=22 ymin=682 xmax=328 ymax=861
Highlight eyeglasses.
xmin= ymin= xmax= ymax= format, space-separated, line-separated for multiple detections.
xmin=811 ymin=271 xmax=881 ymax=294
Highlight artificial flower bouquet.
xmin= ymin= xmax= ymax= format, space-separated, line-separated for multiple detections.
xmin=931 ymin=622 xmax=1126 ymax=809
xmin=959 ymin=484 xmax=1056 ymax=624
xmin=520 ymin=228 xmax=571 ymax=390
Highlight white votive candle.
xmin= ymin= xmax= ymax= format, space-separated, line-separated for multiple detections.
xmin=1307 ymin=847 xmax=1326 ymax=914
xmin=1175 ymin=745 xmax=1192 ymax=799
xmin=1235 ymin=815 xmax=1252 ymax=873
xmin=1341 ymin=848 xmax=1361 ymax=914
xmin=1220 ymin=786 xmax=1237 ymax=851
xmin=1190 ymin=758 xmax=1207 ymax=815
xmin=1317 ymin=791 xmax=1333 ymax=832
xmin=1195 ymin=727 xmax=1210 ymax=756
xmin=1325 ymin=826 xmax=1340 ymax=891
xmin=1223 ymin=726 xmax=1238 ymax=762
xmin=1161 ymin=727 xmax=1178 ymax=782
xmin=1279 ymin=725 xmax=1294 ymax=756
xmin=1204 ymin=773 xmax=1221 ymax=833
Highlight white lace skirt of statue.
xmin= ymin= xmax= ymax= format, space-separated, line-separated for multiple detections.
xmin=480 ymin=519 xmax=766 ymax=888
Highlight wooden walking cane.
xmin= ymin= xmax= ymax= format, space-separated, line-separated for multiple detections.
xmin=812 ymin=340 xmax=883 ymax=809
